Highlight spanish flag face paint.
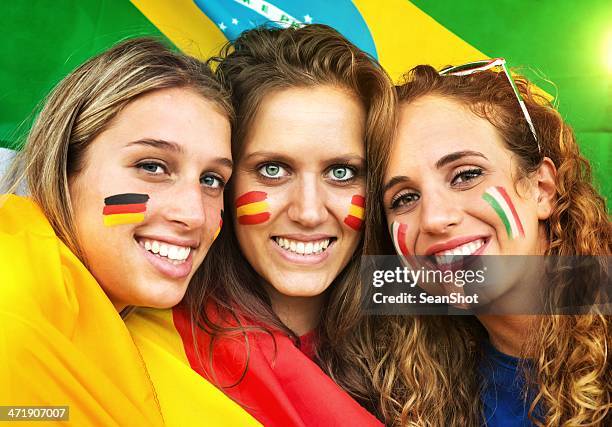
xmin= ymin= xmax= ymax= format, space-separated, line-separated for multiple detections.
xmin=213 ymin=210 xmax=223 ymax=240
xmin=482 ymin=186 xmax=525 ymax=240
xmin=236 ymin=191 xmax=271 ymax=225
xmin=343 ymin=195 xmax=365 ymax=231
xmin=103 ymin=193 xmax=149 ymax=227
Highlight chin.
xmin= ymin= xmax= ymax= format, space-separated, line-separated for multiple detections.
xmin=136 ymin=283 xmax=187 ymax=309
xmin=271 ymin=278 xmax=330 ymax=298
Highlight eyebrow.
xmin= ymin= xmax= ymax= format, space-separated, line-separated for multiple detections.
xmin=127 ymin=138 xmax=184 ymax=154
xmin=435 ymin=150 xmax=488 ymax=169
xmin=382 ymin=150 xmax=488 ymax=194
xmin=128 ymin=138 xmax=233 ymax=169
xmin=244 ymin=151 xmax=364 ymax=163
xmin=213 ymin=157 xmax=234 ymax=170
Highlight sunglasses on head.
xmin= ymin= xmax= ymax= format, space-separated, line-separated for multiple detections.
xmin=439 ymin=58 xmax=541 ymax=154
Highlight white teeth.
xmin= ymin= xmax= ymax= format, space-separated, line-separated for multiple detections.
xmin=159 ymin=244 xmax=169 ymax=257
xmin=273 ymin=237 xmax=332 ymax=256
xmin=139 ymin=239 xmax=192 ymax=262
xmin=168 ymin=246 xmax=178 ymax=260
xmin=296 ymin=242 xmax=305 ymax=254
xmin=434 ymin=239 xmax=485 ymax=265
xmin=305 ymin=242 xmax=313 ymax=255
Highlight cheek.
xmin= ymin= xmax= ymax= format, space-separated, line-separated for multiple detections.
xmin=212 ymin=208 xmax=223 ymax=241
xmin=343 ymin=194 xmax=365 ymax=231
xmin=481 ymin=186 xmax=526 ymax=240
xmin=389 ymin=221 xmax=411 ymax=256
xmin=102 ymin=193 xmax=150 ymax=227
xmin=235 ymin=190 xmax=271 ymax=226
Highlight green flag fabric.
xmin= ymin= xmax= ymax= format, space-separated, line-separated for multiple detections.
xmin=1 ymin=0 xmax=609 ymax=199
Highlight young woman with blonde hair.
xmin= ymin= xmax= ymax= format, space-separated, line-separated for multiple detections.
xmin=0 ymin=37 xmax=257 ymax=425
xmin=333 ymin=61 xmax=610 ymax=426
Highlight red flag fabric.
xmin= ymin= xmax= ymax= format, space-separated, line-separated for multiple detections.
xmin=171 ymin=305 xmax=382 ymax=427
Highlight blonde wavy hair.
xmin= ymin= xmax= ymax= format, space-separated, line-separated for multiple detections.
xmin=323 ymin=65 xmax=610 ymax=426
xmin=4 ymin=37 xmax=232 ymax=263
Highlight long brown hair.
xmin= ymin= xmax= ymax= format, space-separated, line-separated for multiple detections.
xmin=183 ymin=24 xmax=396 ymax=382
xmin=3 ymin=37 xmax=232 ymax=264
xmin=331 ymin=65 xmax=610 ymax=425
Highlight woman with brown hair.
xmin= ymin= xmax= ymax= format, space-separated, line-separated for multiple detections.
xmin=128 ymin=24 xmax=395 ymax=426
xmin=335 ymin=60 xmax=610 ymax=426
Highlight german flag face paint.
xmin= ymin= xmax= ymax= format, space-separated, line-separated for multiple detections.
xmin=103 ymin=193 xmax=149 ymax=227
xmin=213 ymin=210 xmax=223 ymax=240
xmin=390 ymin=221 xmax=410 ymax=257
xmin=482 ymin=186 xmax=525 ymax=240
xmin=343 ymin=195 xmax=365 ymax=231
xmin=236 ymin=191 xmax=271 ymax=225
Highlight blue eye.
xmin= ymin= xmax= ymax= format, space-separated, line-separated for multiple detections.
xmin=390 ymin=191 xmax=420 ymax=210
xmin=259 ymin=163 xmax=288 ymax=179
xmin=200 ymin=174 xmax=223 ymax=189
xmin=138 ymin=162 xmax=166 ymax=175
xmin=327 ymin=166 xmax=355 ymax=182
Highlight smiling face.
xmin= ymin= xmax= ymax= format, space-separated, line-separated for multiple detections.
xmin=69 ymin=87 xmax=232 ymax=311
xmin=233 ymin=85 xmax=366 ymax=302
xmin=383 ymin=95 xmax=552 ymax=266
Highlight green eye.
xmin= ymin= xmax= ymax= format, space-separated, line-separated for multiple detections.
xmin=259 ymin=163 xmax=287 ymax=179
xmin=328 ymin=166 xmax=355 ymax=181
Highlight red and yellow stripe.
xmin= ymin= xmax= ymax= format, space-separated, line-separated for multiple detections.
xmin=213 ymin=210 xmax=223 ymax=240
xmin=236 ymin=191 xmax=270 ymax=225
xmin=343 ymin=195 xmax=365 ymax=231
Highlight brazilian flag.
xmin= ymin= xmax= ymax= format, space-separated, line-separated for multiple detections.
xmin=1 ymin=0 xmax=609 ymax=200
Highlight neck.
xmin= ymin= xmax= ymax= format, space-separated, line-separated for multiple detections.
xmin=264 ymin=284 xmax=325 ymax=336
xmin=477 ymin=315 xmax=536 ymax=357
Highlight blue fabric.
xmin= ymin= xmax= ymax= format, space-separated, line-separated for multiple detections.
xmin=193 ymin=0 xmax=377 ymax=58
xmin=480 ymin=341 xmax=542 ymax=426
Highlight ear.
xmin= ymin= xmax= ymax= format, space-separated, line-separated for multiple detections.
xmin=535 ymin=157 xmax=557 ymax=220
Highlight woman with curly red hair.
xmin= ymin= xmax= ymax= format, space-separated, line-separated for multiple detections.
xmin=331 ymin=60 xmax=610 ymax=426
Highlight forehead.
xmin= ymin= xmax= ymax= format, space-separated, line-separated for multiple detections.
xmin=388 ymin=95 xmax=505 ymax=173
xmin=102 ymin=87 xmax=231 ymax=156
xmin=242 ymin=85 xmax=366 ymax=158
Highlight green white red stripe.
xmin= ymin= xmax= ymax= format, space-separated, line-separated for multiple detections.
xmin=482 ymin=186 xmax=525 ymax=239
xmin=390 ymin=221 xmax=410 ymax=256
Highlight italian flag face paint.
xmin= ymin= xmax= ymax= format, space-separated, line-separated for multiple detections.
xmin=482 ymin=186 xmax=525 ymax=239
xmin=103 ymin=193 xmax=149 ymax=227
xmin=344 ymin=195 xmax=365 ymax=231
xmin=235 ymin=191 xmax=270 ymax=225
xmin=213 ymin=210 xmax=223 ymax=240
xmin=390 ymin=221 xmax=410 ymax=256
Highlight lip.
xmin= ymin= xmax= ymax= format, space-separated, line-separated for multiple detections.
xmin=136 ymin=239 xmax=195 ymax=279
xmin=269 ymin=237 xmax=333 ymax=265
xmin=424 ymin=235 xmax=490 ymax=256
xmin=272 ymin=233 xmax=335 ymax=242
xmin=135 ymin=233 xmax=199 ymax=249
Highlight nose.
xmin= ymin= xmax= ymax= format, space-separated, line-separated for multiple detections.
xmin=162 ymin=183 xmax=207 ymax=230
xmin=287 ymin=173 xmax=328 ymax=228
xmin=419 ymin=189 xmax=462 ymax=235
